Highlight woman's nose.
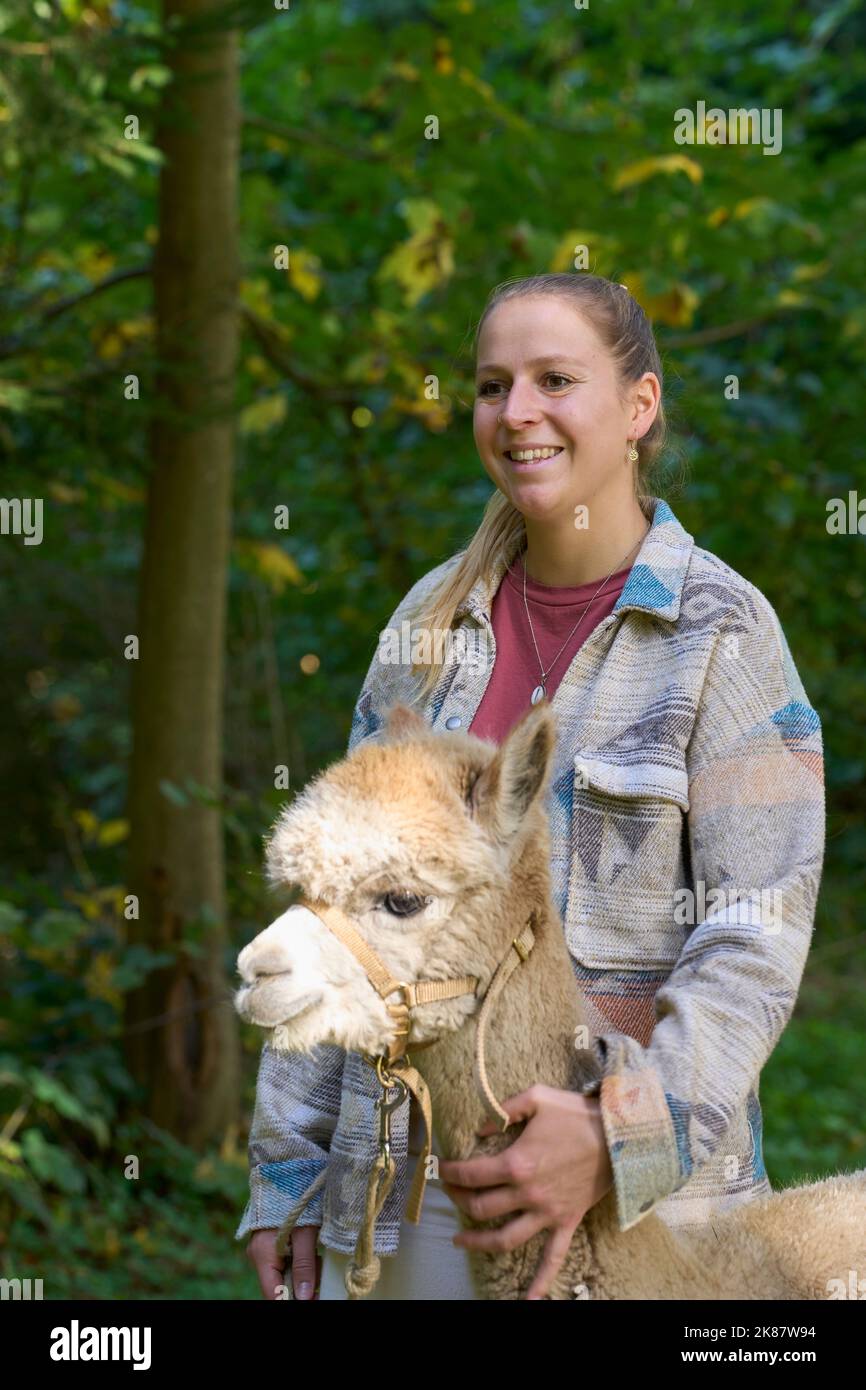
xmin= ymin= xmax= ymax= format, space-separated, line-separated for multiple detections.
xmin=497 ymin=385 xmax=541 ymax=427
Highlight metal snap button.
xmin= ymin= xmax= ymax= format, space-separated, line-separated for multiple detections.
xmin=444 ymin=715 xmax=461 ymax=730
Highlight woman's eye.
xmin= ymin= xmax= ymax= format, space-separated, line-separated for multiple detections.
xmin=476 ymin=374 xmax=572 ymax=398
xmin=381 ymin=891 xmax=430 ymax=918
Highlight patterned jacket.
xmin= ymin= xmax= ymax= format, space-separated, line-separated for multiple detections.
xmin=235 ymin=495 xmax=825 ymax=1251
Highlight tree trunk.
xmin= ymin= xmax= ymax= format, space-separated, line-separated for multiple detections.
xmin=124 ymin=0 xmax=241 ymax=1144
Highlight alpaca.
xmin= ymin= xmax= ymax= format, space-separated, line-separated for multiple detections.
xmin=235 ymin=701 xmax=866 ymax=1300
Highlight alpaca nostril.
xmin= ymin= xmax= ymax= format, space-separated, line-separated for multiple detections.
xmin=238 ymin=942 xmax=294 ymax=984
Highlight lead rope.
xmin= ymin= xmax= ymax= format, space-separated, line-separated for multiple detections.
xmin=472 ymin=917 xmax=537 ymax=1128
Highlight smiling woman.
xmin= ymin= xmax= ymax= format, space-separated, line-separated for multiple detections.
xmin=237 ymin=272 xmax=825 ymax=1301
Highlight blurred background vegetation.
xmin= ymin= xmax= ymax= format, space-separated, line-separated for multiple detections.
xmin=0 ymin=0 xmax=863 ymax=1298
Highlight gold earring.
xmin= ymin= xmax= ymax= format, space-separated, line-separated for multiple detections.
xmin=627 ymin=439 xmax=639 ymax=462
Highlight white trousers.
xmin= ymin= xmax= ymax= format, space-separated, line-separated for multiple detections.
xmin=317 ymin=1151 xmax=479 ymax=1301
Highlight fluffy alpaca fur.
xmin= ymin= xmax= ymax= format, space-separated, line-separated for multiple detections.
xmin=236 ymin=702 xmax=866 ymax=1300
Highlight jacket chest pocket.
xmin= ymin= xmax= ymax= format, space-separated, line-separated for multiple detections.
xmin=565 ymin=755 xmax=691 ymax=970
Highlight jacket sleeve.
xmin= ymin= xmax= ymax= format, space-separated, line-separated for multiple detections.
xmin=236 ymin=561 xmax=456 ymax=1239
xmin=580 ymin=589 xmax=825 ymax=1232
xmin=235 ymin=1041 xmax=346 ymax=1238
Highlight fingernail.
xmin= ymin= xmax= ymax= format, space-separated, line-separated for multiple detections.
xmin=298 ymin=1281 xmax=313 ymax=1299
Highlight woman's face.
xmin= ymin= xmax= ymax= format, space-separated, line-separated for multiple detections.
xmin=472 ymin=295 xmax=656 ymax=522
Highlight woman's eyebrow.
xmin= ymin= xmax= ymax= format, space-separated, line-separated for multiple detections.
xmin=475 ymin=355 xmax=586 ymax=374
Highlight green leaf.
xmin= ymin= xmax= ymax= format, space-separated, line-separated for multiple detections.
xmin=20 ymin=1130 xmax=87 ymax=1195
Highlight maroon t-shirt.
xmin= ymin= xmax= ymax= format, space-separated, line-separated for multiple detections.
xmin=468 ymin=551 xmax=633 ymax=744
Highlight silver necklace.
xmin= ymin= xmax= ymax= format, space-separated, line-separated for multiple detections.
xmin=521 ymin=527 xmax=649 ymax=705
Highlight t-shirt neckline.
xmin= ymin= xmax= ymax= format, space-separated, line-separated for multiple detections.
xmin=503 ymin=550 xmax=634 ymax=607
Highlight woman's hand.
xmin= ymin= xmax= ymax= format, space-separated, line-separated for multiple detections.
xmin=437 ymin=1084 xmax=613 ymax=1300
xmin=246 ymin=1225 xmax=321 ymax=1300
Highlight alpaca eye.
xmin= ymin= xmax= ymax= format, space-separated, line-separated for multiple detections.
xmin=381 ymin=891 xmax=430 ymax=918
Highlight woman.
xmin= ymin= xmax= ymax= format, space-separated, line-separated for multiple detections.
xmin=239 ymin=272 xmax=825 ymax=1301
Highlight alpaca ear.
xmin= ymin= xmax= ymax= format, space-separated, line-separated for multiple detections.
xmin=382 ymin=702 xmax=428 ymax=740
xmin=467 ymin=703 xmax=557 ymax=845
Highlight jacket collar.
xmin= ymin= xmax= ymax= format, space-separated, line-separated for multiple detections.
xmin=454 ymin=495 xmax=695 ymax=626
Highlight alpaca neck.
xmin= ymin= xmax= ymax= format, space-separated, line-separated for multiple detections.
xmin=420 ymin=886 xmax=596 ymax=1153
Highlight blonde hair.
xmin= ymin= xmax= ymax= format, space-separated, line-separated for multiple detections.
xmin=408 ymin=272 xmax=670 ymax=702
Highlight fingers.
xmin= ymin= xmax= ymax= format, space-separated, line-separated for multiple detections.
xmin=441 ymin=1180 xmax=523 ymax=1223
xmin=246 ymin=1228 xmax=288 ymax=1301
xmin=246 ymin=1225 xmax=322 ymax=1300
xmin=453 ymin=1209 xmax=546 ymax=1254
xmin=438 ymin=1134 xmax=535 ymax=1191
xmin=524 ymin=1222 xmax=579 ymax=1301
xmin=289 ymin=1224 xmax=321 ymax=1301
xmin=472 ymin=1086 xmax=547 ymax=1139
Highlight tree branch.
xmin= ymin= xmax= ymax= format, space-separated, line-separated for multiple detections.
xmin=0 ymin=265 xmax=151 ymax=359
xmin=661 ymin=314 xmax=779 ymax=348
xmin=241 ymin=306 xmax=357 ymax=403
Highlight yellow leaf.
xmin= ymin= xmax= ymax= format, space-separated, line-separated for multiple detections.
xmin=97 ymin=819 xmax=129 ymax=847
xmin=775 ymin=288 xmax=809 ymax=307
xmin=240 ymin=393 xmax=287 ymax=436
xmin=50 ymin=695 xmax=82 ymax=722
xmin=390 ymin=395 xmax=451 ymax=432
xmin=705 ymin=206 xmax=729 ymax=228
xmin=344 ymin=350 xmax=386 ymax=384
xmin=288 ymin=248 xmax=323 ymax=302
xmin=622 ymin=273 xmax=700 ymax=327
xmin=457 ymin=67 xmax=495 ymax=101
xmin=390 ymin=61 xmax=420 ymax=81
xmin=378 ymin=201 xmax=454 ymax=307
xmin=732 ymin=197 xmax=773 ymax=220
xmin=548 ymin=229 xmax=615 ymax=275
xmin=400 ymin=198 xmax=443 ymax=237
xmin=246 ymin=354 xmax=278 ymax=383
xmin=102 ymin=1228 xmax=121 ymax=1261
xmin=234 ymin=540 xmax=304 ymax=594
xmin=84 ymin=952 xmax=120 ymax=1004
xmin=240 ymin=277 xmax=276 ymax=320
xmin=74 ymin=810 xmax=99 ymax=841
xmin=93 ymin=317 xmax=153 ymax=361
xmin=88 ymin=473 xmax=145 ymax=504
xmin=47 ymin=481 xmax=86 ymax=504
xmin=612 ymin=154 xmax=703 ymax=191
xmin=73 ymin=243 xmax=116 ymax=280
xmin=791 ymin=260 xmax=830 ymax=283
xmin=80 ymin=894 xmax=104 ymax=922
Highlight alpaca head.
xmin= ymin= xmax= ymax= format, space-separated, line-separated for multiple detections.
xmin=234 ymin=700 xmax=558 ymax=1056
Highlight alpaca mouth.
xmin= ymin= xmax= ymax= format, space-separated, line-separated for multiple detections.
xmin=235 ymin=984 xmax=323 ymax=1028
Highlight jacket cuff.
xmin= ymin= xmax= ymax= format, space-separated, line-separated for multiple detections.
xmin=595 ymin=1065 xmax=683 ymax=1231
xmin=234 ymin=1157 xmax=328 ymax=1241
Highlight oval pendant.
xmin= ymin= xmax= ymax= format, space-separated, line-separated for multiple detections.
xmin=530 ymin=683 xmax=546 ymax=705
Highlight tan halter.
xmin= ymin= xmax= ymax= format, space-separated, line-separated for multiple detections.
xmin=289 ymin=894 xmax=537 ymax=1295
